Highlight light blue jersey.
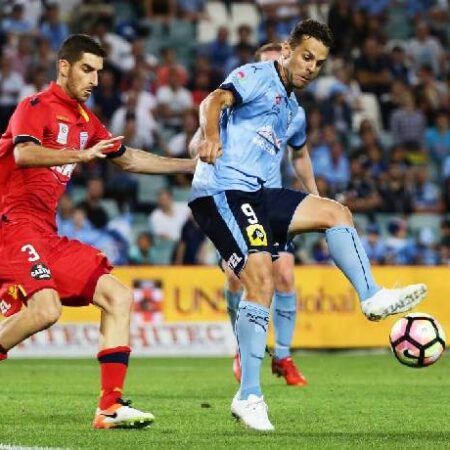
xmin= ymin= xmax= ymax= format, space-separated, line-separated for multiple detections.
xmin=265 ymin=106 xmax=306 ymax=188
xmin=191 ymin=61 xmax=306 ymax=200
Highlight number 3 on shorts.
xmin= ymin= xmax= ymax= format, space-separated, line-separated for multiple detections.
xmin=21 ymin=244 xmax=40 ymax=262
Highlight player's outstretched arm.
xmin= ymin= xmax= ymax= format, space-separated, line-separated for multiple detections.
xmin=111 ymin=147 xmax=195 ymax=174
xmin=198 ymin=89 xmax=234 ymax=164
xmin=290 ymin=144 xmax=319 ymax=195
xmin=14 ymin=137 xmax=124 ymax=167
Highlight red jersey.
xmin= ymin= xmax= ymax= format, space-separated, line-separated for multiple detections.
xmin=0 ymin=82 xmax=124 ymax=231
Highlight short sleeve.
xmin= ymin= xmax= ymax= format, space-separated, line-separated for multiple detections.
xmin=10 ymin=96 xmax=49 ymax=145
xmin=287 ymin=107 xmax=307 ymax=150
xmin=219 ymin=63 xmax=269 ymax=105
xmin=88 ymin=112 xmax=126 ymax=159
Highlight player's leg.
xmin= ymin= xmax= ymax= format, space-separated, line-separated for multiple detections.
xmin=0 ymin=288 xmax=62 ymax=359
xmin=48 ymin=237 xmax=154 ymax=429
xmin=288 ymin=195 xmax=427 ymax=320
xmin=221 ymin=259 xmax=243 ymax=382
xmin=91 ymin=274 xmax=154 ymax=429
xmin=190 ymin=191 xmax=275 ymax=431
xmin=222 ymin=259 xmax=243 ymax=335
xmin=271 ymin=252 xmax=307 ymax=386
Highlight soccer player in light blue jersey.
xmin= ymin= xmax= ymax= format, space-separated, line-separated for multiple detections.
xmin=189 ymin=20 xmax=427 ymax=431
xmin=215 ymin=43 xmax=311 ymax=387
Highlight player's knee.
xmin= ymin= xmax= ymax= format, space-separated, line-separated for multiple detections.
xmin=33 ymin=297 xmax=62 ymax=330
xmin=107 ymin=285 xmax=134 ymax=317
xmin=274 ymin=269 xmax=294 ymax=293
xmin=326 ymin=202 xmax=353 ymax=228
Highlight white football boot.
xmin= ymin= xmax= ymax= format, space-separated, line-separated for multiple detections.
xmin=93 ymin=399 xmax=155 ymax=429
xmin=361 ymin=283 xmax=427 ymax=321
xmin=231 ymin=393 xmax=274 ymax=431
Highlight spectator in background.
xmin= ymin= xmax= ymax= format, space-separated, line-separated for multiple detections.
xmin=31 ymin=37 xmax=57 ymax=82
xmin=1 ymin=3 xmax=33 ymax=36
xmin=425 ymin=110 xmax=450 ymax=164
xmin=77 ymin=178 xmax=110 ymax=230
xmin=388 ymin=46 xmax=411 ymax=84
xmin=0 ymin=55 xmax=24 ymax=133
xmin=313 ymin=140 xmax=350 ymax=192
xmin=320 ymin=84 xmax=352 ymax=138
xmin=327 ymin=0 xmax=354 ymax=57
xmin=224 ymin=42 xmax=255 ymax=74
xmin=390 ymin=90 xmax=426 ymax=146
xmin=156 ymin=68 xmax=193 ymax=133
xmin=166 ymin=110 xmax=198 ymax=158
xmin=110 ymin=88 xmax=159 ymax=151
xmin=148 ymin=189 xmax=190 ymax=243
xmin=18 ymin=65 xmax=48 ymax=102
xmin=385 ymin=218 xmax=414 ymax=265
xmin=361 ymin=223 xmax=386 ymax=264
xmin=412 ymin=165 xmax=443 ymax=213
xmin=234 ymin=24 xmax=256 ymax=57
xmin=413 ymin=227 xmax=440 ymax=266
xmin=4 ymin=34 xmax=34 ymax=80
xmin=129 ymin=232 xmax=155 ymax=265
xmin=354 ymin=37 xmax=392 ymax=100
xmin=91 ymin=17 xmax=133 ymax=73
xmin=174 ymin=215 xmax=206 ymax=265
xmin=92 ymin=68 xmax=122 ymax=125
xmin=406 ymin=21 xmax=445 ymax=78
xmin=311 ymin=237 xmax=331 ymax=264
xmin=414 ymin=65 xmax=449 ymax=123
xmin=342 ymin=156 xmax=382 ymax=214
xmin=177 ymin=0 xmax=208 ymax=21
xmin=378 ymin=163 xmax=414 ymax=214
xmin=61 ymin=206 xmax=99 ymax=245
xmin=156 ymin=47 xmax=188 ymax=88
xmin=56 ymin=193 xmax=75 ymax=238
xmin=206 ymin=26 xmax=233 ymax=77
xmin=39 ymin=2 xmax=69 ymax=51
xmin=190 ymin=71 xmax=210 ymax=108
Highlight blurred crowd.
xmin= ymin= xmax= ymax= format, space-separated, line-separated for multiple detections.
xmin=0 ymin=0 xmax=449 ymax=266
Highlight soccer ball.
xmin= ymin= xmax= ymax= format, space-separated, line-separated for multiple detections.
xmin=389 ymin=313 xmax=446 ymax=368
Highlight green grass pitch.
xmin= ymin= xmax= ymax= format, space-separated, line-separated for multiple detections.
xmin=0 ymin=354 xmax=449 ymax=449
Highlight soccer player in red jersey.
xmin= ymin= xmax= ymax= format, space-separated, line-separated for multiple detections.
xmin=0 ymin=34 xmax=194 ymax=429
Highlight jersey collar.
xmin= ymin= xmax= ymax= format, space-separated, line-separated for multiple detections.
xmin=273 ymin=61 xmax=292 ymax=96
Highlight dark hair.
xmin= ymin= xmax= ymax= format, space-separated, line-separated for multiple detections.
xmin=255 ymin=42 xmax=282 ymax=62
xmin=57 ymin=34 xmax=106 ymax=63
xmin=288 ymin=19 xmax=333 ymax=49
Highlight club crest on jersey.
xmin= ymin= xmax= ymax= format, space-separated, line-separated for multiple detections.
xmin=80 ymin=131 xmax=88 ymax=149
xmin=56 ymin=122 xmax=69 ymax=145
xmin=246 ymin=224 xmax=267 ymax=246
xmin=30 ymin=263 xmax=52 ymax=280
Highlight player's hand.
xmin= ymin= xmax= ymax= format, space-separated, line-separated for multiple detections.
xmin=198 ymin=136 xmax=223 ymax=165
xmin=81 ymin=136 xmax=124 ymax=162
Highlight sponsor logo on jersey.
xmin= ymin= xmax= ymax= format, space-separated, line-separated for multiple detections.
xmin=30 ymin=263 xmax=52 ymax=280
xmin=80 ymin=131 xmax=89 ymax=149
xmin=275 ymin=94 xmax=282 ymax=105
xmin=56 ymin=122 xmax=69 ymax=145
xmin=246 ymin=224 xmax=267 ymax=246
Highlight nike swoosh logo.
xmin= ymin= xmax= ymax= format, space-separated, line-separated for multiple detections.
xmin=101 ymin=412 xmax=118 ymax=418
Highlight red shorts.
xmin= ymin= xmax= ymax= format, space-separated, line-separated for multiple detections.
xmin=0 ymin=219 xmax=112 ymax=306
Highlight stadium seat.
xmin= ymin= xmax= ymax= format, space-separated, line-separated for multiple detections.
xmin=70 ymin=186 xmax=87 ymax=204
xmin=172 ymin=186 xmax=191 ymax=202
xmin=136 ymin=174 xmax=168 ymax=204
xmin=197 ymin=1 xmax=229 ymax=44
xmin=101 ymin=199 xmax=120 ymax=220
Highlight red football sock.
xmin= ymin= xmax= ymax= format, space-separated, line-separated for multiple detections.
xmin=0 ymin=344 xmax=8 ymax=361
xmin=97 ymin=346 xmax=131 ymax=410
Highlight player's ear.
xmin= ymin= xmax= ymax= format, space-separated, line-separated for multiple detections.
xmin=281 ymin=41 xmax=291 ymax=60
xmin=58 ymin=59 xmax=69 ymax=78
